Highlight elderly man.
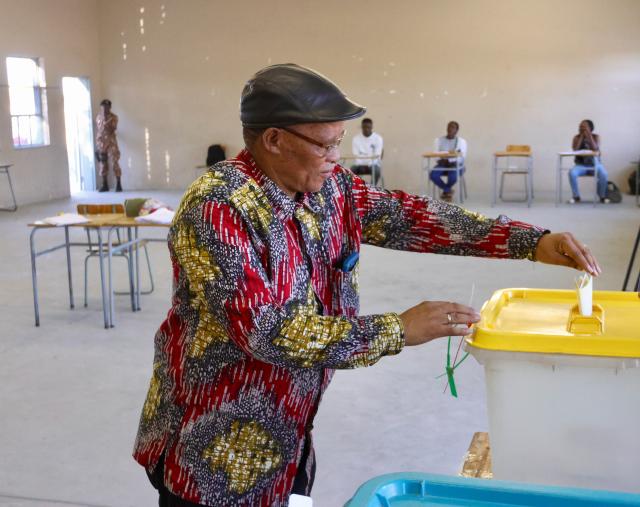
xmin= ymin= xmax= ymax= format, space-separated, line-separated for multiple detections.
xmin=133 ymin=64 xmax=601 ymax=506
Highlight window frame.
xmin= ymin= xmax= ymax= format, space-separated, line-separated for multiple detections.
xmin=6 ymin=56 xmax=50 ymax=149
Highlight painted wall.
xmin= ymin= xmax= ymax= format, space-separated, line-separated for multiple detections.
xmin=2 ymin=0 xmax=639 ymax=202
xmin=0 ymin=0 xmax=101 ymax=206
xmin=96 ymin=0 xmax=640 ymax=196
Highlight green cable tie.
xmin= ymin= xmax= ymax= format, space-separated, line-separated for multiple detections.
xmin=435 ymin=337 xmax=469 ymax=397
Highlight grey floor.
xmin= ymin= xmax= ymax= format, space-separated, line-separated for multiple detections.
xmin=0 ymin=188 xmax=638 ymax=507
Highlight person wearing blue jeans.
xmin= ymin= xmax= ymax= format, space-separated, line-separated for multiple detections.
xmin=430 ymin=121 xmax=467 ymax=202
xmin=568 ymin=119 xmax=610 ymax=204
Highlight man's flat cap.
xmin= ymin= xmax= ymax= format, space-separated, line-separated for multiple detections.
xmin=240 ymin=63 xmax=366 ymax=128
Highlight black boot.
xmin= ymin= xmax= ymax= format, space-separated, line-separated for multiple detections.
xmin=99 ymin=176 xmax=109 ymax=192
xmin=115 ymin=177 xmax=123 ymax=192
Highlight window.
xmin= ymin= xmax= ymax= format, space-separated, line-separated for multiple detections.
xmin=6 ymin=57 xmax=50 ymax=148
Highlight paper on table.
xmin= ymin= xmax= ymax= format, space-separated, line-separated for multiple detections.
xmin=42 ymin=213 xmax=90 ymax=226
xmin=575 ymin=273 xmax=593 ymax=316
xmin=134 ymin=207 xmax=175 ymax=224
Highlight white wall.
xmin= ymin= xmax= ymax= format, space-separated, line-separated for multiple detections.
xmin=0 ymin=0 xmax=101 ymax=206
xmin=2 ymin=0 xmax=639 ymax=202
xmin=96 ymin=0 xmax=640 ymax=196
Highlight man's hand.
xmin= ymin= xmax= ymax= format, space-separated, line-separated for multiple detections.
xmin=400 ymin=301 xmax=481 ymax=346
xmin=534 ymin=232 xmax=601 ymax=276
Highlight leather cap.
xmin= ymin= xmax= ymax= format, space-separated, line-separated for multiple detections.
xmin=240 ymin=63 xmax=366 ymax=128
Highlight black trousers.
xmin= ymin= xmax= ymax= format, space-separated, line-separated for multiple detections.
xmin=148 ymin=437 xmax=316 ymax=506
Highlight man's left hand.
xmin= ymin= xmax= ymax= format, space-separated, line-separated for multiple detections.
xmin=534 ymin=232 xmax=601 ymax=276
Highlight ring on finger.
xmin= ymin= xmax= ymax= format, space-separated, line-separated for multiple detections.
xmin=447 ymin=312 xmax=453 ymax=324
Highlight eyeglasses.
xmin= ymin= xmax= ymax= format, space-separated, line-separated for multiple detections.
xmin=280 ymin=127 xmax=345 ymax=157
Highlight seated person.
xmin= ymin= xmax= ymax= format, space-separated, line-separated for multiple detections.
xmin=430 ymin=121 xmax=467 ymax=202
xmin=568 ymin=120 xmax=609 ymax=204
xmin=350 ymin=118 xmax=383 ymax=185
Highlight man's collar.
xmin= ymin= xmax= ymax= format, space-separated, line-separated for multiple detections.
xmin=236 ymin=149 xmax=301 ymax=220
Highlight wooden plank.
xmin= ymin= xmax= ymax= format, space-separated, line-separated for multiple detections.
xmin=460 ymin=431 xmax=493 ymax=479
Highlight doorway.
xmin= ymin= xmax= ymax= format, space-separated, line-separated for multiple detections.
xmin=62 ymin=77 xmax=95 ymax=192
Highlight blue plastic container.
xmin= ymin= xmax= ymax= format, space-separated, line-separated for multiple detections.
xmin=344 ymin=473 xmax=640 ymax=506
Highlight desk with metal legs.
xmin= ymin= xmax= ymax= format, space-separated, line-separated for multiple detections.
xmin=29 ymin=214 xmax=169 ymax=328
xmin=421 ymin=152 xmax=466 ymax=204
xmin=556 ymin=151 xmax=600 ymax=207
xmin=492 ymin=151 xmax=533 ymax=207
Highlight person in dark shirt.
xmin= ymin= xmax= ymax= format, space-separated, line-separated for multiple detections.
xmin=568 ymin=119 xmax=609 ymax=204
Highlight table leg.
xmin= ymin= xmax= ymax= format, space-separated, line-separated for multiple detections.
xmin=636 ymin=166 xmax=640 ymax=206
xmin=127 ymin=227 xmax=136 ymax=311
xmin=2 ymin=167 xmax=18 ymax=212
xmin=622 ymin=225 xmax=640 ymax=291
xmin=593 ymin=158 xmax=599 ymax=207
xmin=96 ymin=228 xmax=110 ymax=329
xmin=457 ymin=162 xmax=463 ymax=204
xmin=491 ymin=156 xmax=497 ymax=207
xmin=527 ymin=156 xmax=532 ymax=208
xmin=135 ymin=226 xmax=141 ymax=311
xmin=30 ymin=228 xmax=40 ymax=327
xmin=64 ymin=226 xmax=74 ymax=309
xmin=107 ymin=227 xmax=116 ymax=327
xmin=556 ymin=156 xmax=560 ymax=206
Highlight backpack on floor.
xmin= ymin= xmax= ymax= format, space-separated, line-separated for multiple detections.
xmin=606 ymin=181 xmax=622 ymax=203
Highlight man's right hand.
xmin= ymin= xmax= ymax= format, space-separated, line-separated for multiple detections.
xmin=399 ymin=301 xmax=481 ymax=346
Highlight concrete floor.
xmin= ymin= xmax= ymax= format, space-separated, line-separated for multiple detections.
xmin=0 ymin=189 xmax=638 ymax=506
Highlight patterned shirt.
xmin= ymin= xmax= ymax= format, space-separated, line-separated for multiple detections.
xmin=95 ymin=112 xmax=119 ymax=153
xmin=133 ymin=149 xmax=545 ymax=506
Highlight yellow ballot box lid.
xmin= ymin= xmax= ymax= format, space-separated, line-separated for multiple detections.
xmin=466 ymin=288 xmax=640 ymax=358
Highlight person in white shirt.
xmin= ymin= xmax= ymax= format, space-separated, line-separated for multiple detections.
xmin=350 ymin=118 xmax=384 ymax=186
xmin=430 ymin=121 xmax=467 ymax=201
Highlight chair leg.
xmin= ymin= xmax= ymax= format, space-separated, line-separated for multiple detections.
xmin=84 ymin=254 xmax=91 ymax=307
xmin=462 ymin=175 xmax=468 ymax=199
xmin=141 ymin=244 xmax=155 ymax=295
xmin=499 ymin=172 xmax=505 ymax=199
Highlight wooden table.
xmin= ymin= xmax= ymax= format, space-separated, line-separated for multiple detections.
xmin=556 ymin=151 xmax=601 ymax=207
xmin=29 ymin=214 xmax=169 ymax=328
xmin=492 ymin=151 xmax=533 ymax=207
xmin=0 ymin=163 xmax=17 ymax=211
xmin=421 ymin=151 xmax=465 ymax=204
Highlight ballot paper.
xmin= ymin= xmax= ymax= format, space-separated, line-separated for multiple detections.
xmin=134 ymin=207 xmax=175 ymax=224
xmin=42 ymin=213 xmax=90 ymax=226
xmin=575 ymin=273 xmax=593 ymax=316
xmin=288 ymin=494 xmax=313 ymax=507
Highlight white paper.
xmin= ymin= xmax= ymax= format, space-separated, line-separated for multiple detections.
xmin=42 ymin=213 xmax=90 ymax=226
xmin=575 ymin=273 xmax=593 ymax=316
xmin=134 ymin=207 xmax=175 ymax=224
xmin=289 ymin=494 xmax=313 ymax=507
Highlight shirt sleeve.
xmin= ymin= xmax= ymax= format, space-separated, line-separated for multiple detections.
xmin=433 ymin=137 xmax=440 ymax=152
xmin=459 ymin=138 xmax=468 ymax=160
xmin=171 ymin=199 xmax=405 ymax=371
xmin=351 ymin=175 xmax=547 ymax=259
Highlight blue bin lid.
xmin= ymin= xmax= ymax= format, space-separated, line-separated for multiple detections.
xmin=343 ymin=473 xmax=640 ymax=506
